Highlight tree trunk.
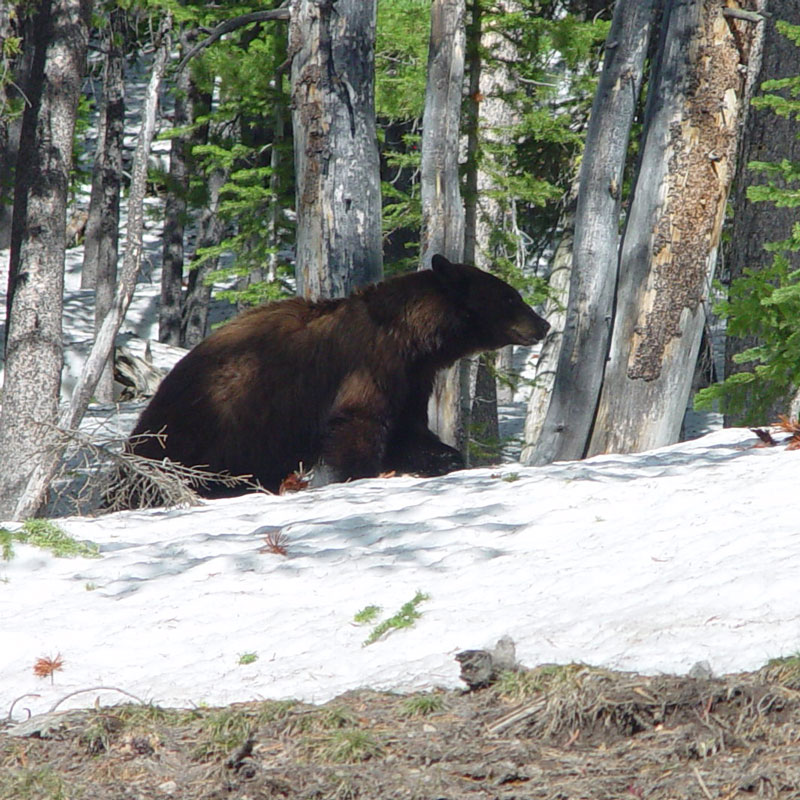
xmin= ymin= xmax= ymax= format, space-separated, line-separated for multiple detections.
xmin=523 ymin=0 xmax=657 ymax=466
xmin=182 ymin=163 xmax=227 ymax=347
xmin=588 ymin=0 xmax=759 ymax=456
xmin=12 ymin=17 xmax=172 ymax=520
xmin=0 ymin=0 xmax=92 ymax=520
xmin=0 ymin=4 xmax=31 ymax=251
xmin=82 ymin=5 xmax=126 ymax=401
xmin=289 ymin=0 xmax=382 ymax=299
xmin=723 ymin=1 xmax=796 ymax=426
xmin=159 ymin=28 xmax=198 ymax=346
xmin=420 ymin=0 xmax=468 ymax=455
xmin=521 ymin=190 xmax=577 ymax=462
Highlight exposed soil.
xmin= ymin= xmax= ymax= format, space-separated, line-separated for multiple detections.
xmin=4 ymin=661 xmax=800 ymax=800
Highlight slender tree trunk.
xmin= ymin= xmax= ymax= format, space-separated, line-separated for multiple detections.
xmin=420 ymin=0 xmax=468 ymax=454
xmin=82 ymin=6 xmax=126 ymax=401
xmin=290 ymin=0 xmax=382 ymax=299
xmin=12 ymin=17 xmax=172 ymax=520
xmin=523 ymin=0 xmax=657 ymax=465
xmin=159 ymin=28 xmax=197 ymax=346
xmin=0 ymin=0 xmax=92 ymax=520
xmin=0 ymin=4 xmax=30 ymax=250
xmin=182 ymin=163 xmax=226 ymax=347
xmin=723 ymin=1 xmax=794 ymax=426
xmin=521 ymin=189 xmax=576 ymax=462
xmin=588 ymin=0 xmax=759 ymax=456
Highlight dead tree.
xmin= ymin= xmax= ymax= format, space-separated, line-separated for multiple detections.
xmin=419 ymin=0 xmax=468 ymax=454
xmin=588 ymin=0 xmax=761 ymax=455
xmin=522 ymin=0 xmax=657 ymax=465
xmin=290 ymin=0 xmax=382 ymax=299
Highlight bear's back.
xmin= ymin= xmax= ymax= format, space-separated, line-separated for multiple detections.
xmin=130 ymin=294 xmax=383 ymax=490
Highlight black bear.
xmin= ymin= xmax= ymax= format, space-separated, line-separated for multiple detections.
xmin=125 ymin=255 xmax=549 ymax=497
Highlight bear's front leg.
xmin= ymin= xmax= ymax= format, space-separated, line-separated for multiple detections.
xmin=385 ymin=428 xmax=464 ymax=477
xmin=322 ymin=372 xmax=390 ymax=483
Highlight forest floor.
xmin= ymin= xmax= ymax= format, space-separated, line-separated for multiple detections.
xmin=3 ymin=660 xmax=800 ymax=799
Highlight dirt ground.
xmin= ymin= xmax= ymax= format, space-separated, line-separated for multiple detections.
xmin=4 ymin=659 xmax=800 ymax=800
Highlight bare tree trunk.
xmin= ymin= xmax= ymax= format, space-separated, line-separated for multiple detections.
xmin=420 ymin=0 xmax=468 ymax=455
xmin=182 ymin=163 xmax=227 ymax=347
xmin=521 ymin=190 xmax=576 ymax=462
xmin=159 ymin=28 xmax=198 ymax=346
xmin=523 ymin=0 xmax=657 ymax=466
xmin=723 ymin=1 xmax=795 ymax=426
xmin=289 ymin=0 xmax=382 ymax=299
xmin=82 ymin=6 xmax=126 ymax=401
xmin=12 ymin=18 xmax=172 ymax=520
xmin=0 ymin=0 xmax=92 ymax=520
xmin=588 ymin=0 xmax=760 ymax=456
xmin=0 ymin=4 xmax=30 ymax=251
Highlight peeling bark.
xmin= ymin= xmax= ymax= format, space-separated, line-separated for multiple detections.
xmin=588 ymin=0 xmax=760 ymax=456
xmin=419 ymin=0 xmax=467 ymax=454
xmin=290 ymin=0 xmax=382 ymax=299
xmin=522 ymin=0 xmax=657 ymax=465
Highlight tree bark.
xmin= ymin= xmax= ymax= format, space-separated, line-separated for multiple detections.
xmin=159 ymin=27 xmax=198 ymax=346
xmin=723 ymin=1 xmax=796 ymax=426
xmin=0 ymin=4 xmax=30 ymax=251
xmin=588 ymin=0 xmax=759 ymax=456
xmin=82 ymin=5 xmax=126 ymax=401
xmin=522 ymin=0 xmax=657 ymax=466
xmin=289 ymin=0 xmax=382 ymax=299
xmin=420 ymin=0 xmax=468 ymax=454
xmin=12 ymin=17 xmax=172 ymax=520
xmin=0 ymin=0 xmax=92 ymax=520
xmin=182 ymin=163 xmax=226 ymax=347
xmin=521 ymin=190 xmax=576 ymax=462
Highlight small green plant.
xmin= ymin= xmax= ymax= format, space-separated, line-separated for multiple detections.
xmin=192 ymin=708 xmax=255 ymax=761
xmin=494 ymin=663 xmax=586 ymax=701
xmin=0 ymin=766 xmax=68 ymax=800
xmin=502 ymin=472 xmax=520 ymax=483
xmin=363 ymin=591 xmax=430 ymax=647
xmin=0 ymin=520 xmax=100 ymax=560
xmin=400 ymin=692 xmax=445 ymax=717
xmin=85 ymin=582 xmax=98 ymax=591
xmin=238 ymin=652 xmax=258 ymax=665
xmin=353 ymin=605 xmax=382 ymax=625
xmin=762 ymin=651 xmax=800 ymax=688
xmin=310 ymin=728 xmax=384 ymax=763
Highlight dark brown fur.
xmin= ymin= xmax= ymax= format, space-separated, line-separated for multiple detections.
xmin=126 ymin=256 xmax=549 ymax=498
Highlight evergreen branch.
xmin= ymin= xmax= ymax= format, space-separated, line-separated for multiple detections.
xmin=177 ymin=5 xmax=291 ymax=72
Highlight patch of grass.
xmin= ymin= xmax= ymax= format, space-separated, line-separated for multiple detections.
xmin=363 ymin=591 xmax=430 ymax=646
xmin=353 ymin=604 xmax=382 ymax=625
xmin=762 ymin=652 xmax=800 ymax=688
xmin=0 ymin=520 xmax=99 ymax=560
xmin=495 ymin=663 xmax=587 ymax=701
xmin=0 ymin=766 xmax=70 ymax=800
xmin=258 ymin=699 xmax=298 ymax=722
xmin=113 ymin=704 xmax=198 ymax=728
xmin=307 ymin=728 xmax=384 ymax=763
xmin=400 ymin=692 xmax=445 ymax=717
xmin=192 ymin=708 xmax=255 ymax=761
xmin=0 ymin=528 xmax=14 ymax=561
xmin=238 ymin=651 xmax=258 ymax=665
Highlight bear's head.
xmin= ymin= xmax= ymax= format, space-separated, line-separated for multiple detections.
xmin=431 ymin=254 xmax=550 ymax=348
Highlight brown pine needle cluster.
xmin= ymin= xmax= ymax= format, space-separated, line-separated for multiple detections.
xmin=33 ymin=653 xmax=65 ymax=684
xmin=260 ymin=529 xmax=290 ymax=556
xmin=775 ymin=414 xmax=800 ymax=449
xmin=279 ymin=464 xmax=311 ymax=495
xmin=751 ymin=415 xmax=800 ymax=450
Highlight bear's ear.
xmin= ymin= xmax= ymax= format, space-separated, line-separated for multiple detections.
xmin=431 ymin=254 xmax=468 ymax=295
